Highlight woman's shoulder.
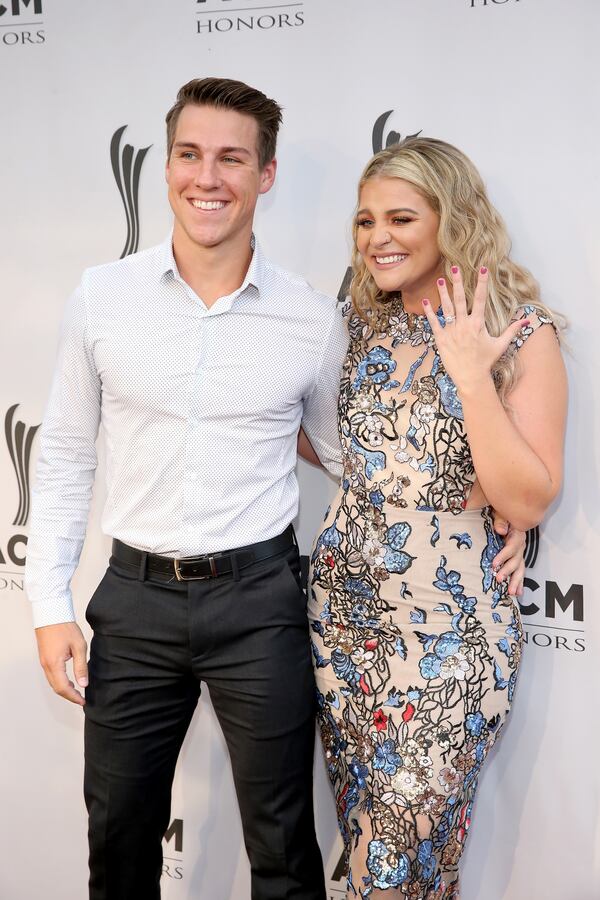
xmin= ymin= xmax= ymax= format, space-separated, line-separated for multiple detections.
xmin=509 ymin=304 xmax=559 ymax=353
xmin=341 ymin=299 xmax=374 ymax=344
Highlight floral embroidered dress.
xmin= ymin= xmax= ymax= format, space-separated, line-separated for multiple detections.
xmin=308 ymin=298 xmax=552 ymax=899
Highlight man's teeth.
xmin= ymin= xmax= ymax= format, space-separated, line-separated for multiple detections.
xmin=191 ymin=200 xmax=226 ymax=210
xmin=375 ymin=254 xmax=408 ymax=264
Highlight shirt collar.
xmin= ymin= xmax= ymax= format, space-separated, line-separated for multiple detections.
xmin=158 ymin=231 xmax=264 ymax=300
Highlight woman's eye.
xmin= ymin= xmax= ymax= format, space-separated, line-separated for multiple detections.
xmin=392 ymin=217 xmax=411 ymax=225
xmin=356 ymin=219 xmax=373 ymax=228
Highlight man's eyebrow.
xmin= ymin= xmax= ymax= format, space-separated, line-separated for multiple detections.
xmin=173 ymin=141 xmax=252 ymax=156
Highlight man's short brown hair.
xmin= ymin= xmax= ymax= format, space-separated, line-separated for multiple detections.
xmin=166 ymin=77 xmax=283 ymax=168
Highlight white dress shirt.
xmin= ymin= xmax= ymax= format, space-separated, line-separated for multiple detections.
xmin=25 ymin=235 xmax=348 ymax=628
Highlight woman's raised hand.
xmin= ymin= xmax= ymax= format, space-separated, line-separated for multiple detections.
xmin=421 ymin=266 xmax=529 ymax=393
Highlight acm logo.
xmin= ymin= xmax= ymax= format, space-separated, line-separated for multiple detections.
xmin=0 ymin=0 xmax=42 ymax=14
xmin=0 ymin=405 xmax=39 ymax=590
xmin=162 ymin=818 xmax=184 ymax=881
xmin=519 ymin=567 xmax=585 ymax=652
xmin=0 ymin=0 xmax=44 ymax=45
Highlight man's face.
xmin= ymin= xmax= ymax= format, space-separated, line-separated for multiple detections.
xmin=166 ymin=104 xmax=276 ymax=253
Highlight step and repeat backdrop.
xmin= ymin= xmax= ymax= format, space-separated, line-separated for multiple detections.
xmin=1 ymin=1 xmax=598 ymax=898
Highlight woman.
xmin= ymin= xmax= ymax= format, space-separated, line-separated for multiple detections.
xmin=308 ymin=138 xmax=566 ymax=898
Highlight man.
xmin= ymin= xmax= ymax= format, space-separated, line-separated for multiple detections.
xmin=26 ymin=77 xmax=347 ymax=900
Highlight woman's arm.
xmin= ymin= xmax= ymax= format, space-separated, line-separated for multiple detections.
xmin=460 ymin=325 xmax=567 ymax=530
xmin=422 ymin=268 xmax=567 ymax=531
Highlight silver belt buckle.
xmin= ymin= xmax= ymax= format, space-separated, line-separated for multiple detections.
xmin=174 ymin=555 xmax=218 ymax=581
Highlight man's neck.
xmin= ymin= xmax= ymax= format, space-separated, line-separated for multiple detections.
xmin=172 ymin=227 xmax=254 ymax=308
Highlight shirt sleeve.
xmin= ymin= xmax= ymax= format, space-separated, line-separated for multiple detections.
xmin=510 ymin=304 xmax=558 ymax=353
xmin=301 ymin=303 xmax=349 ymax=479
xmin=25 ymin=281 xmax=101 ymax=628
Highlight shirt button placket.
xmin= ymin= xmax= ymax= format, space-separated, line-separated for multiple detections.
xmin=182 ymin=317 xmax=205 ymax=554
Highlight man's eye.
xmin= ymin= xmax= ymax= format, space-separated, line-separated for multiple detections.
xmin=222 ymin=157 xmax=240 ymax=164
xmin=181 ymin=152 xmax=196 ymax=160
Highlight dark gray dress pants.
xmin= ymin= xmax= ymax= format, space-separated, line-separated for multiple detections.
xmin=83 ymin=543 xmax=325 ymax=900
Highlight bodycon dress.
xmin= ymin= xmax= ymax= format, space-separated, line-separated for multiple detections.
xmin=308 ymin=297 xmax=552 ymax=899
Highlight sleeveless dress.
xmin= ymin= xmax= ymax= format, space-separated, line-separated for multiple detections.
xmin=308 ymin=298 xmax=552 ymax=899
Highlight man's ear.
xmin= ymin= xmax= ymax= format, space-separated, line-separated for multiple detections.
xmin=259 ymin=158 xmax=277 ymax=195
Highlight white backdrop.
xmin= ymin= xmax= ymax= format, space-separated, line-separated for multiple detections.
xmin=1 ymin=1 xmax=598 ymax=898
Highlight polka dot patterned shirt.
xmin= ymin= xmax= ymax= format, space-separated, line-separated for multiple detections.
xmin=25 ymin=236 xmax=348 ymax=627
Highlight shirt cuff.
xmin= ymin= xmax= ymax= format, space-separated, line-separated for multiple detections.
xmin=30 ymin=595 xmax=76 ymax=629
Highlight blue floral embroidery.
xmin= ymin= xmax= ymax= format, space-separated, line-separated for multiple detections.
xmin=367 ymin=840 xmax=410 ymax=889
xmin=450 ymin=531 xmax=473 ymax=549
xmin=465 ymin=711 xmax=486 ymax=737
xmin=353 ymin=346 xmax=400 ymax=391
xmin=309 ymin=299 xmax=525 ymax=898
xmin=349 ymin=758 xmax=369 ymax=790
xmin=373 ymin=739 xmax=402 ymax=776
xmin=417 ymin=839 xmax=437 ymax=881
xmin=437 ymin=372 xmax=464 ymax=420
xmin=419 ymin=631 xmax=465 ymax=681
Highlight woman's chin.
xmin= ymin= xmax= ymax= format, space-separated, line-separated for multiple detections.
xmin=372 ymin=272 xmax=407 ymax=294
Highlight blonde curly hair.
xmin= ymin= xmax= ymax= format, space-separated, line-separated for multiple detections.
xmin=351 ymin=136 xmax=564 ymax=401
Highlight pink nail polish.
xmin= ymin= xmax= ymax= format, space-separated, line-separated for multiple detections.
xmin=422 ymin=298 xmax=430 ymax=306
xmin=451 ymin=266 xmax=459 ymax=275
xmin=480 ymin=266 xmax=488 ymax=275
xmin=521 ymin=320 xmax=531 ymax=328
xmin=437 ymin=278 xmax=445 ymax=286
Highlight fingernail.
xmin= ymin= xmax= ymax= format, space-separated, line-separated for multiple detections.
xmin=437 ymin=278 xmax=445 ymax=286
xmin=78 ymin=677 xmax=88 ymax=687
xmin=480 ymin=266 xmax=488 ymax=275
xmin=521 ymin=320 xmax=531 ymax=328
xmin=451 ymin=266 xmax=459 ymax=274
xmin=422 ymin=298 xmax=430 ymax=306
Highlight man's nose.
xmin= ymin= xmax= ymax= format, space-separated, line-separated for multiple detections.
xmin=193 ymin=160 xmax=221 ymax=189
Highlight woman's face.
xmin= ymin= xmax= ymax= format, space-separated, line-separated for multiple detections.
xmin=355 ymin=176 xmax=443 ymax=300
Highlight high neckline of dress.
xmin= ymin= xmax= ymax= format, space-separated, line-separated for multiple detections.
xmin=385 ymin=293 xmax=429 ymax=333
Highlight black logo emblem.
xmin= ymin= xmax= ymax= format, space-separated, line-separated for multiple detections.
xmin=5 ymin=405 xmax=40 ymax=527
xmin=110 ymin=126 xmax=152 ymax=259
xmin=372 ymin=110 xmax=422 ymax=154
xmin=0 ymin=0 xmax=42 ymax=15
xmin=524 ymin=525 xmax=539 ymax=568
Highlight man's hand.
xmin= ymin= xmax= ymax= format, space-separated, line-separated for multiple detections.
xmin=491 ymin=514 xmax=526 ymax=597
xmin=35 ymin=622 xmax=88 ymax=706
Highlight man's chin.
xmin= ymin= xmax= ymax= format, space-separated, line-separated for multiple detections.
xmin=182 ymin=226 xmax=228 ymax=250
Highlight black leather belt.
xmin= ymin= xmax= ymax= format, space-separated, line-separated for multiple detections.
xmin=112 ymin=525 xmax=295 ymax=582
